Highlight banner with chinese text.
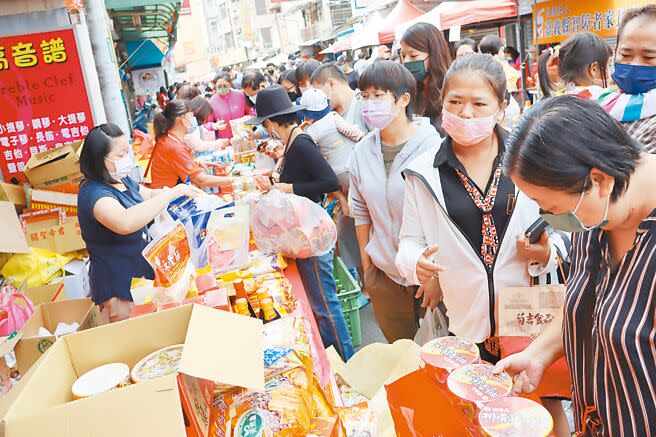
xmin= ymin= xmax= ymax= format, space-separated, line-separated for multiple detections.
xmin=0 ymin=29 xmax=94 ymax=183
xmin=534 ymin=0 xmax=653 ymax=45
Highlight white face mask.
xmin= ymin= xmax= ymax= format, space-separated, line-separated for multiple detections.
xmin=106 ymin=147 xmax=135 ymax=181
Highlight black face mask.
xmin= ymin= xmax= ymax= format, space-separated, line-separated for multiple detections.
xmin=287 ymin=91 xmax=299 ymax=102
xmin=268 ymin=69 xmax=275 ymax=74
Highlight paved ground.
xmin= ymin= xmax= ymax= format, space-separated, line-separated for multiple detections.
xmin=356 ymin=301 xmax=386 ymax=350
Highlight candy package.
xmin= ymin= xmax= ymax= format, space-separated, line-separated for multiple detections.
xmin=250 ymin=190 xmax=336 ymax=259
xmin=206 ymin=205 xmax=250 ymax=274
xmin=142 ymin=223 xmax=192 ymax=305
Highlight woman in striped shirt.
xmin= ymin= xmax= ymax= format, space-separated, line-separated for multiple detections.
xmin=498 ymin=95 xmax=656 ymax=436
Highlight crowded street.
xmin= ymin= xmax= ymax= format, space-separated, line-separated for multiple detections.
xmin=0 ymin=0 xmax=655 ymax=435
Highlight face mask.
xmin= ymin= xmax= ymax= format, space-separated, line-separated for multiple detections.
xmin=540 ymin=189 xmax=610 ymax=233
xmin=217 ymin=87 xmax=230 ymax=95
xmin=338 ymin=66 xmax=346 ymax=72
xmin=613 ymin=62 xmax=656 ymax=94
xmin=183 ymin=115 xmax=198 ymax=134
xmin=106 ymin=148 xmax=135 ymax=181
xmin=441 ymin=109 xmax=498 ymax=146
xmin=287 ymin=91 xmax=299 ymax=102
xmin=362 ymin=99 xmax=400 ymax=130
xmin=403 ymin=59 xmax=428 ymax=82
xmin=268 ymin=69 xmax=275 ymax=74
xmin=249 ymin=94 xmax=257 ymax=104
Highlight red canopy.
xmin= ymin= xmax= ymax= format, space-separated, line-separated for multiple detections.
xmin=436 ymin=0 xmax=517 ymax=30
xmin=378 ymin=0 xmax=425 ymax=44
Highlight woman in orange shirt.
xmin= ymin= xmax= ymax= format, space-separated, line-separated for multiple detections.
xmin=149 ymin=100 xmax=231 ymax=189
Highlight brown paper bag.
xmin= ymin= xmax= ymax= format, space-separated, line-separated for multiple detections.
xmin=498 ymin=284 xmax=565 ymax=339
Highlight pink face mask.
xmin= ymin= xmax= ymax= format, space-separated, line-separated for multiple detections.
xmin=441 ymin=109 xmax=498 ymax=146
xmin=362 ymin=99 xmax=400 ymax=130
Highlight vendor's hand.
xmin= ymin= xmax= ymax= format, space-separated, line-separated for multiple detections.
xmin=169 ymin=183 xmax=205 ymax=200
xmin=415 ymin=276 xmax=443 ymax=309
xmin=273 ymin=183 xmax=293 ymax=194
xmin=416 ymin=245 xmax=445 ymax=286
xmin=516 ymin=232 xmax=551 ymax=266
xmin=212 ymin=120 xmax=227 ymax=131
xmin=494 ymin=351 xmax=547 ymax=394
xmin=255 ymin=174 xmax=272 ymax=191
xmin=264 ymin=140 xmax=284 ymax=159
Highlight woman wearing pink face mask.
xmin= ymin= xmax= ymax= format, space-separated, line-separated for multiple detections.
xmin=395 ymin=53 xmax=571 ymax=436
xmin=348 ymin=60 xmax=442 ymax=343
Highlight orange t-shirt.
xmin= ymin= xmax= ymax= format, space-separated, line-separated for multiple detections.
xmin=150 ymin=133 xmax=203 ymax=189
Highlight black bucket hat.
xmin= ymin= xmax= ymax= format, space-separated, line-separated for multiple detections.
xmin=245 ymin=85 xmax=305 ymax=125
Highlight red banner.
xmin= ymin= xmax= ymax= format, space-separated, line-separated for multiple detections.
xmin=0 ymin=29 xmax=94 ymax=183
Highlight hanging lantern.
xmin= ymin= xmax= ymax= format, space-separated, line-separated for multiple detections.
xmin=64 ymin=0 xmax=84 ymax=12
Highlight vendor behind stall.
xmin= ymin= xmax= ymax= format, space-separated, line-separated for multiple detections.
xmin=78 ymin=123 xmax=204 ymax=322
xmin=149 ymin=100 xmax=231 ymax=189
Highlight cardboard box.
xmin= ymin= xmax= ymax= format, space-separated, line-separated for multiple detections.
xmin=22 ymin=283 xmax=67 ymax=307
xmin=0 ymin=304 xmax=264 ymax=437
xmin=0 ymin=183 xmax=26 ymax=209
xmin=0 ymin=202 xmax=29 ymax=255
xmin=23 ymin=141 xmax=84 ymax=188
xmin=14 ymin=298 xmax=99 ymax=375
xmin=30 ymin=189 xmax=77 ymax=207
xmin=20 ymin=209 xmax=85 ymax=254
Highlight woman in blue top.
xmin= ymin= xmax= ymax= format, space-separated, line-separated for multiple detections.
xmin=77 ymin=124 xmax=203 ymax=322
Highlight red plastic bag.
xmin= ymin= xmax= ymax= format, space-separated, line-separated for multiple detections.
xmin=0 ymin=288 xmax=35 ymax=336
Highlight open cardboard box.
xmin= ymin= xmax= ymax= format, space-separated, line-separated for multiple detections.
xmin=14 ymin=298 xmax=100 ymax=376
xmin=0 ymin=304 xmax=264 ymax=437
xmin=22 ymin=259 xmax=89 ymax=306
xmin=20 ymin=209 xmax=85 ymax=254
xmin=23 ymin=140 xmax=84 ymax=188
xmin=0 ymin=202 xmax=29 ymax=256
xmin=0 ymin=184 xmax=26 ymax=210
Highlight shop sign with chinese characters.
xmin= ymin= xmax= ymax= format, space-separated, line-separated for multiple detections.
xmin=534 ymin=0 xmax=653 ymax=45
xmin=0 ymin=29 xmax=93 ymax=183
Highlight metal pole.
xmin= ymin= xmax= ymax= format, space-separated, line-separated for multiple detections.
xmin=516 ymin=18 xmax=528 ymax=104
xmin=85 ymin=0 xmax=131 ymax=135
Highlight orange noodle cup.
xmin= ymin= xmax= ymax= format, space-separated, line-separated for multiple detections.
xmin=478 ymin=396 xmax=554 ymax=437
xmin=446 ymin=363 xmax=513 ymax=420
xmin=420 ymin=336 xmax=480 ymax=385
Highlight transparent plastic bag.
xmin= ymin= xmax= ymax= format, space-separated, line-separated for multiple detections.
xmin=206 ymin=205 xmax=250 ymax=274
xmin=250 ymin=190 xmax=337 ymax=259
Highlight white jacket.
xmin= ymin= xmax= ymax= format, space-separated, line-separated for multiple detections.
xmin=395 ymin=146 xmax=567 ymax=343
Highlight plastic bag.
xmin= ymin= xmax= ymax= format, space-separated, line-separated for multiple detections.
xmin=206 ymin=205 xmax=250 ymax=274
xmin=0 ymin=248 xmax=76 ymax=288
xmin=414 ymin=304 xmax=449 ymax=346
xmin=250 ymin=190 xmax=337 ymax=259
xmin=0 ymin=288 xmax=35 ymax=336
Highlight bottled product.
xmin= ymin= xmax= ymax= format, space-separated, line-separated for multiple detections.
xmin=260 ymin=298 xmax=281 ymax=323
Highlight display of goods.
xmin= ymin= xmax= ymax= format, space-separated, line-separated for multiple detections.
xmin=447 ymin=363 xmax=513 ymax=419
xmin=336 ymin=403 xmax=377 ymax=436
xmin=131 ymin=344 xmax=184 ymax=383
xmin=478 ymin=397 xmax=553 ymax=437
xmin=71 ymin=363 xmax=130 ymax=399
xmin=421 ymin=336 xmax=480 ymax=383
xmin=206 ymin=205 xmax=250 ymax=274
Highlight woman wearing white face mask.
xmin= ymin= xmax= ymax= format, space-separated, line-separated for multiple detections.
xmin=395 ymin=54 xmax=570 ymax=435
xmin=348 ymin=60 xmax=442 ymax=343
xmin=78 ymin=124 xmax=204 ymax=322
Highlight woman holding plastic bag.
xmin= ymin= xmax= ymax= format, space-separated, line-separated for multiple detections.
xmin=249 ymin=85 xmax=354 ymax=361
xmin=78 ymin=124 xmax=204 ymax=322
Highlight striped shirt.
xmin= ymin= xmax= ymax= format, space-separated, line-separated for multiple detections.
xmin=564 ymin=213 xmax=656 ymax=436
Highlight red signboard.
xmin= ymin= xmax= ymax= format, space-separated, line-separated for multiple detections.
xmin=0 ymin=29 xmax=94 ymax=183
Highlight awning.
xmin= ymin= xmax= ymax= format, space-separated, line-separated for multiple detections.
xmin=377 ymin=0 xmax=425 ymax=44
xmin=351 ymin=12 xmax=384 ymax=50
xmin=126 ymin=39 xmax=164 ymax=69
xmin=395 ymin=0 xmax=518 ymax=40
xmin=107 ymin=2 xmax=180 ymax=47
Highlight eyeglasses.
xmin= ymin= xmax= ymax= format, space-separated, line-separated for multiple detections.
xmin=357 ymin=91 xmax=394 ymax=102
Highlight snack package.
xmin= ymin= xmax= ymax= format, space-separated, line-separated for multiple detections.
xmin=249 ymin=190 xmax=336 ymax=259
xmin=206 ymin=205 xmax=250 ymax=274
xmin=336 ymin=403 xmax=377 ymax=437
xmin=421 ymin=336 xmax=480 ymax=386
xmin=446 ymin=363 xmax=513 ymax=420
xmin=248 ymin=251 xmax=288 ymax=276
xmin=478 ymin=397 xmax=554 ymax=437
xmin=142 ymin=223 xmax=192 ymax=305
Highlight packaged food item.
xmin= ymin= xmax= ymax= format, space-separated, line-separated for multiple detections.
xmin=194 ymin=266 xmax=217 ymax=292
xmin=336 ymin=403 xmax=377 ymax=437
xmin=446 ymin=363 xmax=513 ymax=419
xmin=260 ymin=298 xmax=281 ymax=324
xmin=234 ymin=298 xmax=251 ymax=317
xmin=143 ymin=223 xmax=190 ymax=288
xmin=421 ymin=336 xmax=480 ymax=385
xmin=131 ymin=344 xmax=184 ymax=383
xmin=478 ymin=396 xmax=553 ymax=437
xmin=206 ymin=205 xmax=250 ymax=274
xmin=71 ymin=362 xmax=130 ymax=399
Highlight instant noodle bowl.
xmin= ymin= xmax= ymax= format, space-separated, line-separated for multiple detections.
xmin=131 ymin=344 xmax=184 ymax=383
xmin=421 ymin=336 xmax=480 ymax=384
xmin=478 ymin=397 xmax=553 ymax=437
xmin=446 ymin=363 xmax=513 ymax=419
xmin=72 ymin=363 xmax=130 ymax=400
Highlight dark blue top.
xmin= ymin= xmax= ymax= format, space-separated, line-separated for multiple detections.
xmin=77 ymin=176 xmax=154 ymax=304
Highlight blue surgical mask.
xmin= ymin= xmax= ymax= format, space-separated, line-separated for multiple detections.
xmin=540 ymin=189 xmax=610 ymax=233
xmin=613 ymin=62 xmax=656 ymax=94
xmin=188 ymin=116 xmax=199 ymax=134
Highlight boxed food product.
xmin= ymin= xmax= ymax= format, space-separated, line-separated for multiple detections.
xmin=478 ymin=396 xmax=554 ymax=437
xmin=0 ymin=304 xmax=265 ymax=437
xmin=446 ymin=363 xmax=513 ymax=420
xmin=420 ymin=336 xmax=480 ymax=385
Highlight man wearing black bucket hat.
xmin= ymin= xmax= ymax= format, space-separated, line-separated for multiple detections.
xmin=248 ymin=85 xmax=355 ymax=361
